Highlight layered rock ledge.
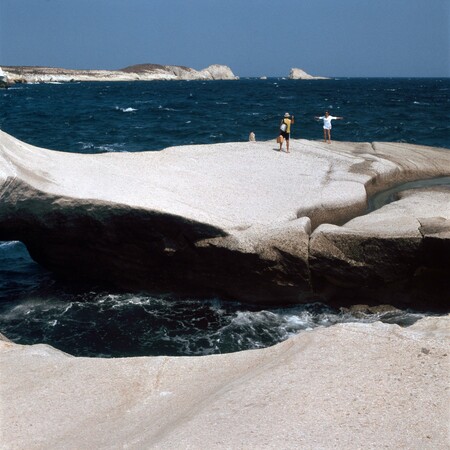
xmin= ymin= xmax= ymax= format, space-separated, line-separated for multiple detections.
xmin=0 ymin=131 xmax=449 ymax=308
xmin=1 ymin=63 xmax=238 ymax=83
xmin=1 ymin=316 xmax=449 ymax=448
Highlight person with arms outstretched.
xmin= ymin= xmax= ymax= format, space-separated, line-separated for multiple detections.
xmin=315 ymin=111 xmax=343 ymax=144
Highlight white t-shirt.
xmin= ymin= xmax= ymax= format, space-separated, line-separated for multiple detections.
xmin=320 ymin=115 xmax=337 ymax=129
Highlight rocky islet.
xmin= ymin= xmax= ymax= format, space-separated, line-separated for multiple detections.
xmin=288 ymin=67 xmax=329 ymax=79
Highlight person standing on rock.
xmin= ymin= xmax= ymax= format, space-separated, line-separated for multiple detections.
xmin=315 ymin=111 xmax=343 ymax=144
xmin=278 ymin=112 xmax=294 ymax=153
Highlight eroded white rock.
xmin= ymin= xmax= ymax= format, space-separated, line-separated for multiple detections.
xmin=288 ymin=68 xmax=329 ymax=80
xmin=310 ymin=186 xmax=450 ymax=287
xmin=1 ymin=316 xmax=448 ymax=449
xmin=1 ymin=64 xmax=238 ymax=83
xmin=0 ymin=132 xmax=449 ymax=304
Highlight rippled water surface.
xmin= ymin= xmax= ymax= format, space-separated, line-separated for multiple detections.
xmin=0 ymin=79 xmax=449 ymax=356
xmin=2 ymin=78 xmax=449 ymax=152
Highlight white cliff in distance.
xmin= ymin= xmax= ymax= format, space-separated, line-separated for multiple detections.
xmin=1 ymin=64 xmax=238 ymax=84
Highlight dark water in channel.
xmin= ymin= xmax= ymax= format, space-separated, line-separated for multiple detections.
xmin=0 ymin=242 xmax=428 ymax=357
xmin=0 ymin=78 xmax=449 ymax=357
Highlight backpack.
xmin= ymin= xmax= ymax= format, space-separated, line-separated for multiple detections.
xmin=280 ymin=119 xmax=287 ymax=132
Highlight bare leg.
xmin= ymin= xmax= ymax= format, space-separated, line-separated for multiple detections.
xmin=326 ymin=129 xmax=331 ymax=144
xmin=286 ymin=138 xmax=290 ymax=153
xmin=323 ymin=129 xmax=327 ymax=142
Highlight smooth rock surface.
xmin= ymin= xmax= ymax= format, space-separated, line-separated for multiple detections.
xmin=310 ymin=187 xmax=450 ymax=285
xmin=1 ymin=132 xmax=450 ymax=304
xmin=1 ymin=315 xmax=448 ymax=449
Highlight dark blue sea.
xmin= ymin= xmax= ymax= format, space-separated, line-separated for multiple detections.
xmin=0 ymin=78 xmax=449 ymax=357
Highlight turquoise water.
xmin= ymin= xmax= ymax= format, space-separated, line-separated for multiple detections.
xmin=0 ymin=78 xmax=448 ymax=357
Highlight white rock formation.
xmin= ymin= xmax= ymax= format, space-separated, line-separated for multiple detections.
xmin=0 ymin=66 xmax=9 ymax=87
xmin=1 ymin=64 xmax=238 ymax=83
xmin=310 ymin=186 xmax=450 ymax=288
xmin=1 ymin=315 xmax=449 ymax=448
xmin=198 ymin=64 xmax=238 ymax=80
xmin=1 ymin=132 xmax=449 ymax=306
xmin=289 ymin=68 xmax=329 ymax=80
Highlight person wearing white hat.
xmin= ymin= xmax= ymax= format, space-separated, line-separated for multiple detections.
xmin=278 ymin=112 xmax=294 ymax=152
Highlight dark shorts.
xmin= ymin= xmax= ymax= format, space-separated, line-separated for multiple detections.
xmin=280 ymin=131 xmax=290 ymax=140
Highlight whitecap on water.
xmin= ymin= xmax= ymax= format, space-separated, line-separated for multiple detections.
xmin=115 ymin=106 xmax=137 ymax=112
xmin=78 ymin=142 xmax=94 ymax=150
xmin=0 ymin=241 xmax=21 ymax=250
xmin=96 ymin=143 xmax=127 ymax=152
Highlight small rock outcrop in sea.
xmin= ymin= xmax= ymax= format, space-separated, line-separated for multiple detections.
xmin=0 ymin=132 xmax=449 ymax=308
xmin=288 ymin=68 xmax=329 ymax=80
xmin=1 ymin=64 xmax=238 ymax=84
xmin=199 ymin=64 xmax=238 ymax=80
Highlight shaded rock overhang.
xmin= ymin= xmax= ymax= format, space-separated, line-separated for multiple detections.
xmin=1 ymin=131 xmax=449 ymax=309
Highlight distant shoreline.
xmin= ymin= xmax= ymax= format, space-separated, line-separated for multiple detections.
xmin=0 ymin=63 xmax=239 ymax=84
xmin=0 ymin=64 xmax=340 ymax=84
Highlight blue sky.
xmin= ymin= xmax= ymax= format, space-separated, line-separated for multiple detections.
xmin=1 ymin=0 xmax=449 ymax=77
